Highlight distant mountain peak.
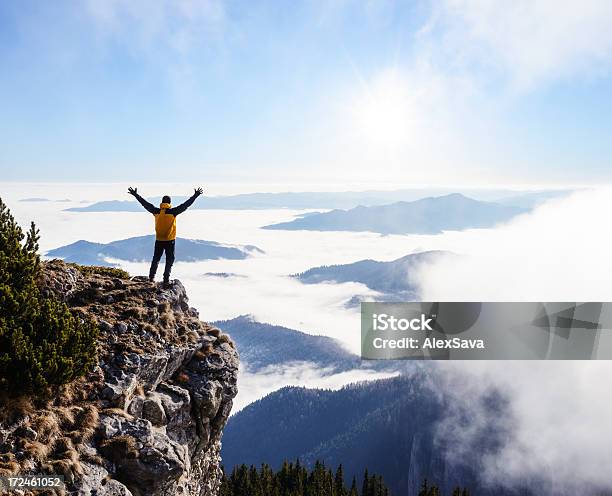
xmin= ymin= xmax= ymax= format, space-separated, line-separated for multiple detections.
xmin=263 ymin=194 xmax=526 ymax=234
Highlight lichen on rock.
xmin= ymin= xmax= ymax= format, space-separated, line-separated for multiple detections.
xmin=0 ymin=260 xmax=239 ymax=496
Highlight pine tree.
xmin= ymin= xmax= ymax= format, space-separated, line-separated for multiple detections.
xmin=349 ymin=477 xmax=358 ymax=496
xmin=419 ymin=479 xmax=430 ymax=496
xmin=232 ymin=464 xmax=250 ymax=496
xmin=362 ymin=470 xmax=387 ymax=496
xmin=219 ymin=469 xmax=232 ymax=496
xmin=0 ymin=197 xmax=98 ymax=394
xmin=334 ymin=464 xmax=347 ymax=496
xmin=362 ymin=469 xmax=370 ymax=496
xmin=249 ymin=465 xmax=262 ymax=496
xmin=219 ymin=461 xmax=394 ymax=496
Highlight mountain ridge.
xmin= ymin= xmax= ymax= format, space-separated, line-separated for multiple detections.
xmin=46 ymin=235 xmax=264 ymax=266
xmin=262 ymin=193 xmax=527 ymax=234
xmin=222 ymin=374 xmax=526 ymax=496
xmin=64 ymin=189 xmax=570 ymax=212
xmin=213 ymin=315 xmax=401 ymax=374
xmin=294 ymin=250 xmax=450 ymax=303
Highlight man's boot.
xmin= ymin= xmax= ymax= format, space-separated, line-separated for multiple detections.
xmin=149 ymin=264 xmax=158 ymax=283
xmin=163 ymin=277 xmax=171 ymax=289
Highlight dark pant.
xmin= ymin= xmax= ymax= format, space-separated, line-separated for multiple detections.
xmin=149 ymin=240 xmax=175 ymax=282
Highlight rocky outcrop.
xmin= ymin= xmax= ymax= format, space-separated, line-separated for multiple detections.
xmin=1 ymin=261 xmax=238 ymax=496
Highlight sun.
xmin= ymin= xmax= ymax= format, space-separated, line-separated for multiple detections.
xmin=351 ymin=69 xmax=416 ymax=148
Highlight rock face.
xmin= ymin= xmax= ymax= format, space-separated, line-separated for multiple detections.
xmin=24 ymin=261 xmax=239 ymax=496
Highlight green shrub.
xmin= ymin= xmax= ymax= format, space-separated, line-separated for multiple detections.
xmin=0 ymin=197 xmax=98 ymax=394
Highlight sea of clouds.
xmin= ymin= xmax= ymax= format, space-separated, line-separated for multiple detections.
xmin=2 ymin=182 xmax=413 ymax=408
xmin=3 ymin=183 xmax=611 ymax=493
xmin=3 ymin=182 xmax=453 ymax=351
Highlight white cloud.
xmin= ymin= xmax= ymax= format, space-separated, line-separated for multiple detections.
xmin=85 ymin=0 xmax=226 ymax=47
xmin=430 ymin=0 xmax=612 ymax=91
xmin=83 ymin=0 xmax=227 ymax=104
xmin=434 ymin=361 xmax=612 ymax=494
xmin=413 ymin=188 xmax=612 ymax=493
xmin=233 ymin=361 xmax=399 ymax=413
xmin=415 ymin=187 xmax=612 ymax=300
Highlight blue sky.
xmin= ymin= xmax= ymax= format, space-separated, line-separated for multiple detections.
xmin=2 ymin=0 xmax=612 ymax=185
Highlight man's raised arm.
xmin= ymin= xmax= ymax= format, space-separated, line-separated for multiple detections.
xmin=128 ymin=187 xmax=159 ymax=214
xmin=169 ymin=187 xmax=204 ymax=216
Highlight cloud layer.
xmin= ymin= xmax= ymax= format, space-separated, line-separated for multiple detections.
xmin=414 ymin=188 xmax=612 ymax=493
xmin=416 ymin=187 xmax=612 ymax=300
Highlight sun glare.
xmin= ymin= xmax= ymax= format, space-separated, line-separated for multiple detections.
xmin=352 ymin=70 xmax=416 ymax=148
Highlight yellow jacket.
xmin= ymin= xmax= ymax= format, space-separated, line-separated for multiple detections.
xmin=155 ymin=203 xmax=176 ymax=241
xmin=132 ymin=192 xmax=200 ymax=240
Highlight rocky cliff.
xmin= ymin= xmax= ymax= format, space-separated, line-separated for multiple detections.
xmin=0 ymin=260 xmax=239 ymax=496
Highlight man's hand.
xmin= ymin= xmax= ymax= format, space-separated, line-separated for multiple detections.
xmin=194 ymin=187 xmax=204 ymax=197
xmin=128 ymin=186 xmax=138 ymax=197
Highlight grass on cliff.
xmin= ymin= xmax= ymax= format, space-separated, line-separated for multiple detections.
xmin=70 ymin=263 xmax=130 ymax=280
xmin=0 ymin=376 xmax=103 ymax=488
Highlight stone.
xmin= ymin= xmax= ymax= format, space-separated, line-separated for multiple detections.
xmin=127 ymin=395 xmax=145 ymax=418
xmin=142 ymin=396 xmax=167 ymax=426
xmin=79 ymin=462 xmax=133 ymax=496
xmin=114 ymin=322 xmax=128 ymax=333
